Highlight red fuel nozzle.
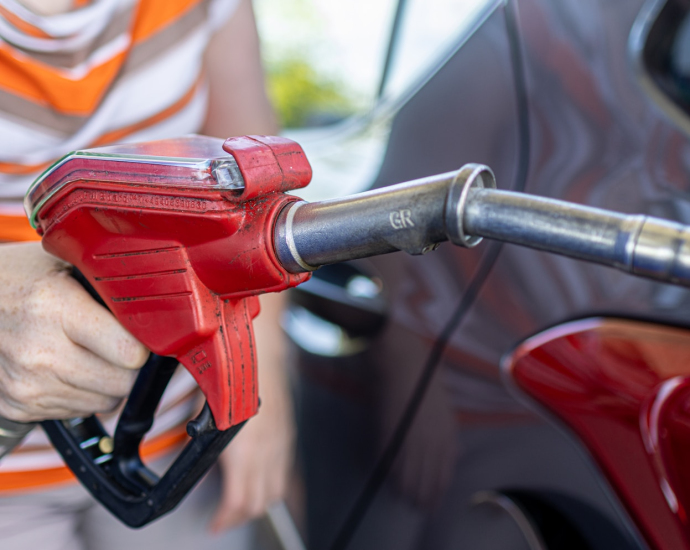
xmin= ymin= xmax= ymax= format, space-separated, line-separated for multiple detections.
xmin=28 ymin=134 xmax=312 ymax=431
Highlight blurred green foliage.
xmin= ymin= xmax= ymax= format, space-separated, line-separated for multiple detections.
xmin=266 ymin=56 xmax=357 ymax=128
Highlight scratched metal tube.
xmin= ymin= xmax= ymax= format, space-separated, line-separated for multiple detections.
xmin=274 ymin=172 xmax=457 ymax=273
xmin=463 ymin=187 xmax=690 ymax=286
xmin=462 ymin=188 xmax=644 ymax=269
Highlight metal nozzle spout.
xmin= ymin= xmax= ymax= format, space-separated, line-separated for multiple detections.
xmin=274 ymin=163 xmax=690 ymax=288
xmin=273 ymin=164 xmax=495 ymax=273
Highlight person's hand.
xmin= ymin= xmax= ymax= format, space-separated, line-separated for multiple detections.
xmin=0 ymin=242 xmax=149 ymax=422
xmin=210 ymin=292 xmax=295 ymax=532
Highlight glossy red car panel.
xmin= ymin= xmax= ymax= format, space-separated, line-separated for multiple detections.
xmin=508 ymin=319 xmax=690 ymax=550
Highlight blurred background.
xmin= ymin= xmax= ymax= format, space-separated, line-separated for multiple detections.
xmin=249 ymin=3 xmax=505 ymax=549
xmin=252 ymin=0 xmax=493 ymax=205
xmin=255 ymin=0 xmax=489 ymax=129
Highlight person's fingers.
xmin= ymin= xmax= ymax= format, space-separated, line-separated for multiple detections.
xmin=211 ymin=451 xmax=240 ymax=531
xmin=0 ymin=379 xmax=121 ymax=422
xmin=53 ymin=345 xmax=139 ymax=398
xmin=0 ymin=243 xmax=147 ymax=421
xmin=209 ymin=348 xmax=295 ymax=534
xmin=60 ymin=277 xmax=148 ymax=370
xmin=211 ymin=459 xmax=253 ymax=532
xmin=211 ymin=445 xmax=284 ymax=533
xmin=247 ymin=460 xmax=270 ymax=518
xmin=6 ymin=317 xmax=139 ymax=399
xmin=268 ymin=457 xmax=288 ymax=504
xmin=31 ymin=387 xmax=121 ymax=417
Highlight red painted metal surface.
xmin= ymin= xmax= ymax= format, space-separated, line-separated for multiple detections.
xmin=223 ymin=135 xmax=313 ymax=200
xmin=32 ymin=135 xmax=311 ymax=431
xmin=507 ymin=319 xmax=690 ymax=550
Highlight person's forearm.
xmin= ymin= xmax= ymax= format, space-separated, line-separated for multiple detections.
xmin=254 ymin=293 xmax=292 ymax=414
xmin=201 ymin=0 xmax=278 ymax=138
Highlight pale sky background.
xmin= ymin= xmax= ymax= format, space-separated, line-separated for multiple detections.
xmin=254 ymin=0 xmax=396 ymax=106
xmin=254 ymin=0 xmax=493 ymax=110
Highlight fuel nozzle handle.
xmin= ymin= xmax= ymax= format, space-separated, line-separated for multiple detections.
xmin=274 ymin=164 xmax=690 ymax=287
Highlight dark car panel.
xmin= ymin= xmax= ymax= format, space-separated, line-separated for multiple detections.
xmin=290 ymin=1 xmax=690 ymax=548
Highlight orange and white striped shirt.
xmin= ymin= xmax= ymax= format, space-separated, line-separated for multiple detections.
xmin=0 ymin=0 xmax=239 ymax=490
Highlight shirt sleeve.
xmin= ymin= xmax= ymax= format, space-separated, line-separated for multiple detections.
xmin=207 ymin=0 xmax=241 ymax=33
